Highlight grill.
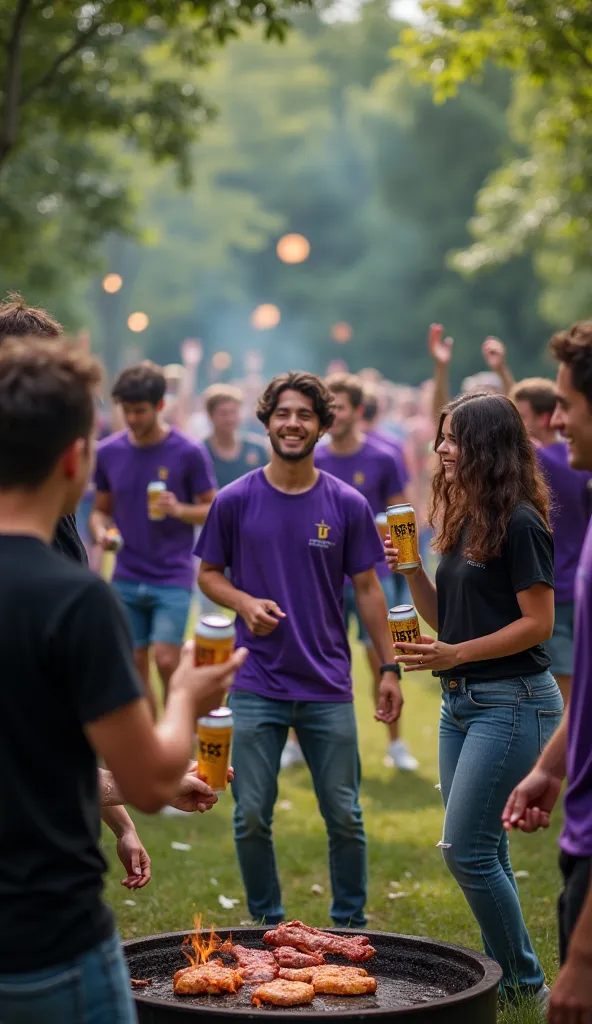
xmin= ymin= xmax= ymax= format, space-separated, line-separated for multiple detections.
xmin=124 ymin=927 xmax=501 ymax=1024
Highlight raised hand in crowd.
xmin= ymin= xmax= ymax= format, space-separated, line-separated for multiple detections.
xmin=429 ymin=323 xmax=454 ymax=424
xmin=481 ymin=336 xmax=514 ymax=395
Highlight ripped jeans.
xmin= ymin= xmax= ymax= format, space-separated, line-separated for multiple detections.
xmin=438 ymin=671 xmax=563 ymax=995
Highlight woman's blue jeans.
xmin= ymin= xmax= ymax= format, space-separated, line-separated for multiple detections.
xmin=0 ymin=933 xmax=137 ymax=1023
xmin=438 ymin=670 xmax=563 ymax=996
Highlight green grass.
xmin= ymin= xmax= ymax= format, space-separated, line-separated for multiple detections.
xmin=103 ymin=644 xmax=561 ymax=1022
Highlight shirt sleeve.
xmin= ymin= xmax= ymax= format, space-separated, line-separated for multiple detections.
xmin=194 ymin=492 xmax=233 ymax=567
xmin=187 ymin=442 xmax=217 ymax=495
xmin=343 ymin=494 xmax=385 ymax=577
xmin=62 ymin=578 xmax=144 ymax=724
xmin=507 ymin=512 xmax=555 ymax=594
xmin=93 ymin=448 xmax=110 ymax=492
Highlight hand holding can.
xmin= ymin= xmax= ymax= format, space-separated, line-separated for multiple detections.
xmin=147 ymin=481 xmax=167 ymax=521
xmin=388 ymin=605 xmax=421 ymax=655
xmin=385 ymin=504 xmax=421 ymax=575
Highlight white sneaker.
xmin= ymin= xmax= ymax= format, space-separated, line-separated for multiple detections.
xmin=388 ymin=739 xmax=419 ymax=772
xmin=280 ymin=739 xmax=305 ymax=770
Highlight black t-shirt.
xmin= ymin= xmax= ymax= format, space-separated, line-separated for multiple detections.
xmin=0 ymin=536 xmax=143 ymax=972
xmin=436 ymin=504 xmax=554 ymax=681
xmin=53 ymin=514 xmax=88 ymax=566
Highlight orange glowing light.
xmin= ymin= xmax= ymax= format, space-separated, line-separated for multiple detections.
xmin=127 ymin=312 xmax=149 ymax=333
xmin=276 ymin=233 xmax=310 ymax=265
xmin=250 ymin=304 xmax=281 ymax=331
xmin=102 ymin=273 xmax=123 ymax=294
xmin=331 ymin=322 xmax=353 ymax=344
xmin=182 ymin=915 xmax=224 ymax=967
xmin=211 ymin=351 xmax=232 ymax=371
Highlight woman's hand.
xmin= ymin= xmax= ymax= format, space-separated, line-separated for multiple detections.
xmin=384 ymin=533 xmax=422 ymax=576
xmin=394 ymin=635 xmax=460 ymax=673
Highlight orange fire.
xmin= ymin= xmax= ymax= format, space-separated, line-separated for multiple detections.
xmin=182 ymin=915 xmax=226 ymax=966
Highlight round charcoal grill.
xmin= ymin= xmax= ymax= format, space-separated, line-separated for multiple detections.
xmin=124 ymin=927 xmax=501 ymax=1024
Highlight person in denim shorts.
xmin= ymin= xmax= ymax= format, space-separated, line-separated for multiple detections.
xmin=387 ymin=391 xmax=562 ymax=1006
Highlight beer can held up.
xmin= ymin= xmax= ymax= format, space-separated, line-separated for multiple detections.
xmin=196 ymin=707 xmax=233 ymax=793
xmin=194 ymin=614 xmax=235 ymax=667
xmin=388 ymin=604 xmax=421 ymax=654
xmin=147 ymin=481 xmax=167 ymax=521
xmin=386 ymin=503 xmax=421 ymax=574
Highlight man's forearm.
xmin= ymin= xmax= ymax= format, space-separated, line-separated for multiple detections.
xmin=175 ymin=501 xmax=213 ymax=526
xmin=101 ymin=804 xmax=137 ymax=839
xmin=99 ymin=767 xmax=123 ymax=806
xmin=354 ymin=579 xmax=393 ymax=664
xmin=199 ymin=569 xmax=249 ymax=616
xmin=432 ymin=364 xmax=450 ymax=425
xmin=90 ymin=509 xmax=111 ymax=541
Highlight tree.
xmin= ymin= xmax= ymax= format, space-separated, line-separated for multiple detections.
xmin=396 ymin=0 xmax=592 ymax=325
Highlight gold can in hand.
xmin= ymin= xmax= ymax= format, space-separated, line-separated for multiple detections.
xmin=194 ymin=614 xmax=235 ymax=667
xmin=386 ymin=503 xmax=420 ymax=574
xmin=388 ymin=604 xmax=421 ymax=653
xmin=196 ymin=707 xmax=234 ymax=793
xmin=147 ymin=481 xmax=167 ymax=521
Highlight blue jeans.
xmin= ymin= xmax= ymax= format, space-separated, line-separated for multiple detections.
xmin=112 ymin=579 xmax=192 ymax=648
xmin=439 ymin=671 xmax=563 ymax=995
xmin=228 ymin=690 xmax=367 ymax=927
xmin=0 ymin=934 xmax=136 ymax=1024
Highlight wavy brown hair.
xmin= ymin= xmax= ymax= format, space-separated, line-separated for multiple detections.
xmin=429 ymin=392 xmax=551 ymax=561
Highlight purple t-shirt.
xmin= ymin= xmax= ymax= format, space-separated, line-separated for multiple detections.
xmin=561 ymin=517 xmax=592 ymax=857
xmin=536 ymin=442 xmax=592 ymax=603
xmin=367 ymin=429 xmax=410 ymax=488
xmin=195 ymin=468 xmax=383 ymax=701
xmin=95 ymin=428 xmax=216 ymax=589
xmin=314 ymin=439 xmax=404 ymax=578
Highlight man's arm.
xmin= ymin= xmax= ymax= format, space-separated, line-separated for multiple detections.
xmin=90 ymin=490 xmax=115 ymax=549
xmin=99 ymin=765 xmax=222 ymax=813
xmin=482 ymin=337 xmax=514 ymax=396
xmin=198 ymin=562 xmax=285 ymax=636
xmin=502 ymin=713 xmax=567 ymax=832
xmin=429 ymin=323 xmax=453 ymax=425
xmin=351 ymin=568 xmax=403 ymax=724
xmin=100 ymin=804 xmax=151 ymax=889
xmin=156 ymin=489 xmax=216 ymax=526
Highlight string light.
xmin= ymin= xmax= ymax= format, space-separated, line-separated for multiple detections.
xmin=250 ymin=304 xmax=281 ymax=330
xmin=127 ymin=312 xmax=149 ymax=333
xmin=102 ymin=273 xmax=123 ymax=293
xmin=276 ymin=234 xmax=310 ymax=265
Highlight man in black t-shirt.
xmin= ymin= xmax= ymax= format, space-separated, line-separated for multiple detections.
xmin=0 ymin=337 xmax=246 ymax=1024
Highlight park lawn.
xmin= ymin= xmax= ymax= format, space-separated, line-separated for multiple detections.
xmin=103 ymin=644 xmax=562 ymax=1022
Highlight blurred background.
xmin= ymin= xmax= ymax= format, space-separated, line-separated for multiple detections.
xmin=1 ymin=0 xmax=589 ymax=389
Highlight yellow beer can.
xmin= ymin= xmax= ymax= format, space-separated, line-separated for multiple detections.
xmin=194 ymin=614 xmax=235 ymax=667
xmin=196 ymin=707 xmax=233 ymax=793
xmin=386 ymin=503 xmax=420 ymax=574
xmin=147 ymin=481 xmax=167 ymax=521
xmin=388 ymin=604 xmax=421 ymax=653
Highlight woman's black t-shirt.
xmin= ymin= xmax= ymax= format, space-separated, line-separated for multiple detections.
xmin=436 ymin=503 xmax=554 ymax=681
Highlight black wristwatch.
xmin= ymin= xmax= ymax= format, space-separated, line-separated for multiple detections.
xmin=379 ymin=663 xmax=401 ymax=679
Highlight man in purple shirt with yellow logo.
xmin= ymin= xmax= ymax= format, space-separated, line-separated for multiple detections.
xmin=315 ymin=373 xmax=418 ymax=772
xmin=503 ymin=322 xmax=592 ymax=1022
xmin=196 ymin=371 xmax=403 ymax=927
xmin=510 ymin=377 xmax=592 ymax=706
xmin=91 ymin=362 xmax=216 ymax=712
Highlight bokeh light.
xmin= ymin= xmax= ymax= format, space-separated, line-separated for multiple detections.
xmin=212 ymin=351 xmax=232 ymax=371
xmin=102 ymin=273 xmax=123 ymax=293
xmin=331 ymin=322 xmax=353 ymax=343
xmin=127 ymin=312 xmax=150 ymax=333
xmin=276 ymin=233 xmax=310 ymax=265
xmin=250 ymin=304 xmax=281 ymax=330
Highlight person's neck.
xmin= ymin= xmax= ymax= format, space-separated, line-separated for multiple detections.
xmin=329 ymin=428 xmax=364 ymax=456
xmin=210 ymin=430 xmax=240 ymax=457
xmin=265 ymin=454 xmax=319 ymax=494
xmin=129 ymin=422 xmax=170 ymax=448
xmin=0 ymin=489 xmax=64 ymax=545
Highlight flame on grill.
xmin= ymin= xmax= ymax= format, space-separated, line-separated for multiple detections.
xmin=182 ymin=914 xmax=225 ymax=967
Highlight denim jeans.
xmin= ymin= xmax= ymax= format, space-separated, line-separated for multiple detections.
xmin=228 ymin=690 xmax=367 ymax=927
xmin=0 ymin=933 xmax=137 ymax=1024
xmin=438 ymin=670 xmax=563 ymax=995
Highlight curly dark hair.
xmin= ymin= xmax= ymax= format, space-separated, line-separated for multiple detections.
xmin=256 ymin=371 xmax=335 ymax=429
xmin=111 ymin=361 xmax=166 ymax=406
xmin=0 ymin=293 xmax=61 ymax=342
xmin=430 ymin=391 xmax=550 ymax=561
xmin=549 ymin=321 xmax=592 ymax=405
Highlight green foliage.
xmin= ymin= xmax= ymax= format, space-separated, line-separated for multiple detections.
xmin=396 ymin=0 xmax=592 ymax=325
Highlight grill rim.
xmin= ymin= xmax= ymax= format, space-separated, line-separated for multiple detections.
xmin=123 ymin=926 xmax=502 ymax=1018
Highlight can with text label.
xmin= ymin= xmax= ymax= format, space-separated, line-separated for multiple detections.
xmin=194 ymin=614 xmax=235 ymax=667
xmin=386 ymin=503 xmax=420 ymax=574
xmin=106 ymin=527 xmax=124 ymax=553
xmin=375 ymin=512 xmax=389 ymax=543
xmin=196 ymin=707 xmax=234 ymax=792
xmin=388 ymin=604 xmax=421 ymax=653
xmin=147 ymin=481 xmax=167 ymax=521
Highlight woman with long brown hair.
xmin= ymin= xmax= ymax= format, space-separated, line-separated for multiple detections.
xmin=386 ymin=391 xmax=563 ymax=1003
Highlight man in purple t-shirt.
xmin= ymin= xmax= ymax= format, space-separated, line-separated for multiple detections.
xmin=511 ymin=377 xmax=592 ymax=705
xmin=91 ymin=362 xmax=216 ymax=710
xmin=503 ymin=322 xmax=592 ymax=1019
xmin=196 ymin=371 xmax=403 ymax=927
xmin=315 ymin=373 xmax=418 ymax=773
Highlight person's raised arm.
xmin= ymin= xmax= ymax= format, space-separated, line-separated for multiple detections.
xmin=482 ymin=337 xmax=514 ymax=396
xmin=429 ymin=323 xmax=453 ymax=426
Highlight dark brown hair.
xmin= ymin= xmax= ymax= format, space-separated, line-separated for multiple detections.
xmin=550 ymin=321 xmax=592 ymax=405
xmin=203 ymin=383 xmax=243 ymax=417
xmin=256 ymin=371 xmax=335 ymax=429
xmin=430 ymin=391 xmax=550 ymax=561
xmin=112 ymin=361 xmax=166 ymax=406
xmin=325 ymin=372 xmax=364 ymax=410
xmin=362 ymin=387 xmax=379 ymax=424
xmin=509 ymin=378 xmax=557 ymax=417
xmin=0 ymin=293 xmax=61 ymax=343
xmin=0 ymin=337 xmax=103 ymax=488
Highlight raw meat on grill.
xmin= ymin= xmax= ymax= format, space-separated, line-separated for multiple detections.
xmin=240 ymin=966 xmax=280 ymax=984
xmin=263 ymin=921 xmax=376 ymax=962
xmin=273 ymin=947 xmax=325 ymax=968
xmin=251 ymin=979 xmax=315 ymax=1007
xmin=220 ymin=941 xmax=276 ymax=969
